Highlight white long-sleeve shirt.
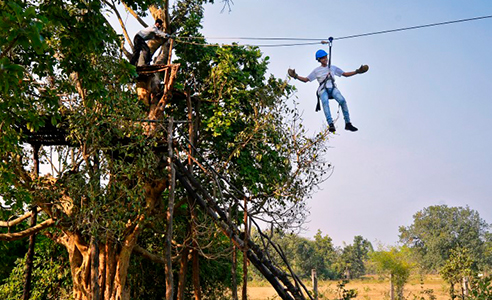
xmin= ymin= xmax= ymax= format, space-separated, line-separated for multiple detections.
xmin=137 ymin=25 xmax=168 ymax=40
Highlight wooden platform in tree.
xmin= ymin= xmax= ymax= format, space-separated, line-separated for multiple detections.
xmin=19 ymin=90 xmax=188 ymax=147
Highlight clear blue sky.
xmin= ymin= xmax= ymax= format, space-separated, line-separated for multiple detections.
xmin=112 ymin=1 xmax=492 ymax=247
xmin=198 ymin=0 xmax=492 ymax=246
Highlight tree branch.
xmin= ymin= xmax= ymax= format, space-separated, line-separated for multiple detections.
xmin=0 ymin=219 xmax=55 ymax=241
xmin=105 ymin=0 xmax=134 ymax=50
xmin=134 ymin=244 xmax=179 ymax=264
xmin=121 ymin=1 xmax=148 ymax=27
xmin=0 ymin=207 xmax=42 ymax=227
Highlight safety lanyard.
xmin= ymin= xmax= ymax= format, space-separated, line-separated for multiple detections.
xmin=316 ymin=37 xmax=335 ymax=111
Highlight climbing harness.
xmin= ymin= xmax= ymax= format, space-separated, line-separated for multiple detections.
xmin=315 ymin=37 xmax=336 ymax=112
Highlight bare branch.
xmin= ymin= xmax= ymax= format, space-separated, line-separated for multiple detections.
xmin=104 ymin=0 xmax=134 ymax=50
xmin=0 ymin=219 xmax=55 ymax=241
xmin=134 ymin=245 xmax=179 ymax=264
xmin=122 ymin=46 xmax=132 ymax=60
xmin=0 ymin=207 xmax=42 ymax=227
xmin=121 ymin=1 xmax=148 ymax=27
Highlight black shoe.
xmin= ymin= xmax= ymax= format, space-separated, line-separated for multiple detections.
xmin=345 ymin=122 xmax=358 ymax=132
xmin=328 ymin=123 xmax=336 ymax=133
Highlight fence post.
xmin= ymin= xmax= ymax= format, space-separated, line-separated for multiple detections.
xmin=312 ymin=269 xmax=318 ymax=300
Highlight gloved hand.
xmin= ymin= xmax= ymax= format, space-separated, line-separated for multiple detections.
xmin=355 ymin=65 xmax=369 ymax=74
xmin=288 ymin=68 xmax=298 ymax=79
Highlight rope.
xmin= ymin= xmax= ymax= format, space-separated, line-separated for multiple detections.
xmin=334 ymin=15 xmax=492 ymax=41
xmin=171 ymin=14 xmax=492 ymax=48
xmin=173 ymin=38 xmax=321 ymax=48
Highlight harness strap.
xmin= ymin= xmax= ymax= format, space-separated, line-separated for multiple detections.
xmin=315 ymin=37 xmax=335 ymax=112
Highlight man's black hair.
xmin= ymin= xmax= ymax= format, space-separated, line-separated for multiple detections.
xmin=155 ymin=19 xmax=163 ymax=25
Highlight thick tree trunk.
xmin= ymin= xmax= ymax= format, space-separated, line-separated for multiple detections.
xmin=63 ymin=232 xmax=134 ymax=300
xmin=59 ymin=178 xmax=166 ymax=300
xmin=148 ymin=4 xmax=170 ymax=64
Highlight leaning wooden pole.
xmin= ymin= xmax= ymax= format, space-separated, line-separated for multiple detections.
xmin=165 ymin=117 xmax=175 ymax=300
xmin=22 ymin=144 xmax=40 ymax=300
xmin=173 ymin=160 xmax=303 ymax=300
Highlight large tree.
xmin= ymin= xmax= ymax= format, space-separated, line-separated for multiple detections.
xmin=254 ymin=229 xmax=338 ymax=280
xmin=399 ymin=205 xmax=491 ymax=272
xmin=0 ymin=1 xmax=331 ymax=299
xmin=334 ymin=235 xmax=373 ymax=279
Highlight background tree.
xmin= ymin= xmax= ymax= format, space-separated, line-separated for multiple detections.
xmin=399 ymin=205 xmax=491 ymax=272
xmin=252 ymin=230 xmax=338 ymax=280
xmin=440 ymin=247 xmax=477 ymax=300
xmin=334 ymin=235 xmax=373 ymax=279
xmin=370 ymin=246 xmax=414 ymax=300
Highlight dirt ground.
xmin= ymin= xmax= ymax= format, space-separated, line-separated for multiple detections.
xmin=248 ymin=275 xmax=449 ymax=300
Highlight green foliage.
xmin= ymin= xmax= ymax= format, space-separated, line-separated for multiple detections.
xmin=467 ymin=275 xmax=492 ymax=300
xmin=251 ymin=230 xmax=338 ymax=280
xmin=0 ymin=234 xmax=27 ymax=282
xmin=333 ymin=280 xmax=358 ymax=300
xmin=172 ymin=13 xmax=329 ymax=220
xmin=0 ymin=209 xmax=28 ymax=281
xmin=440 ymin=247 xmax=477 ymax=300
xmin=440 ymin=247 xmax=476 ymax=285
xmin=409 ymin=288 xmax=437 ymax=300
xmin=334 ymin=236 xmax=373 ymax=279
xmin=399 ymin=205 xmax=491 ymax=272
xmin=370 ymin=246 xmax=414 ymax=300
xmin=128 ymin=214 xmax=239 ymax=299
xmin=0 ymin=237 xmax=72 ymax=300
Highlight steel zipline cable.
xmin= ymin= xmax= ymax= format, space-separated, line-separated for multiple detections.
xmin=171 ymin=14 xmax=492 ymax=47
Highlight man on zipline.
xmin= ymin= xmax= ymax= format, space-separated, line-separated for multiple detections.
xmin=288 ymin=49 xmax=368 ymax=133
xmin=130 ymin=19 xmax=168 ymax=66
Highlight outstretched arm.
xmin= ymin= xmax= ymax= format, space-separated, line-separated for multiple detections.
xmin=344 ymin=65 xmax=369 ymax=77
xmin=288 ymin=68 xmax=310 ymax=83
xmin=295 ymin=75 xmax=310 ymax=83
xmin=342 ymin=71 xmax=357 ymax=77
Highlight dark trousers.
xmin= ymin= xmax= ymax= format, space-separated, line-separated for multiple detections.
xmin=130 ymin=35 xmax=150 ymax=66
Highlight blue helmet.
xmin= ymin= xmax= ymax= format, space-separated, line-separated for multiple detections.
xmin=315 ymin=49 xmax=328 ymax=60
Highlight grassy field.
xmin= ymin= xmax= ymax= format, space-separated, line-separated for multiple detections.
xmin=248 ymin=275 xmax=449 ymax=300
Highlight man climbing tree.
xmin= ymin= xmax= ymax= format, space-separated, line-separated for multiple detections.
xmin=288 ymin=49 xmax=368 ymax=133
xmin=130 ymin=18 xmax=169 ymax=66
